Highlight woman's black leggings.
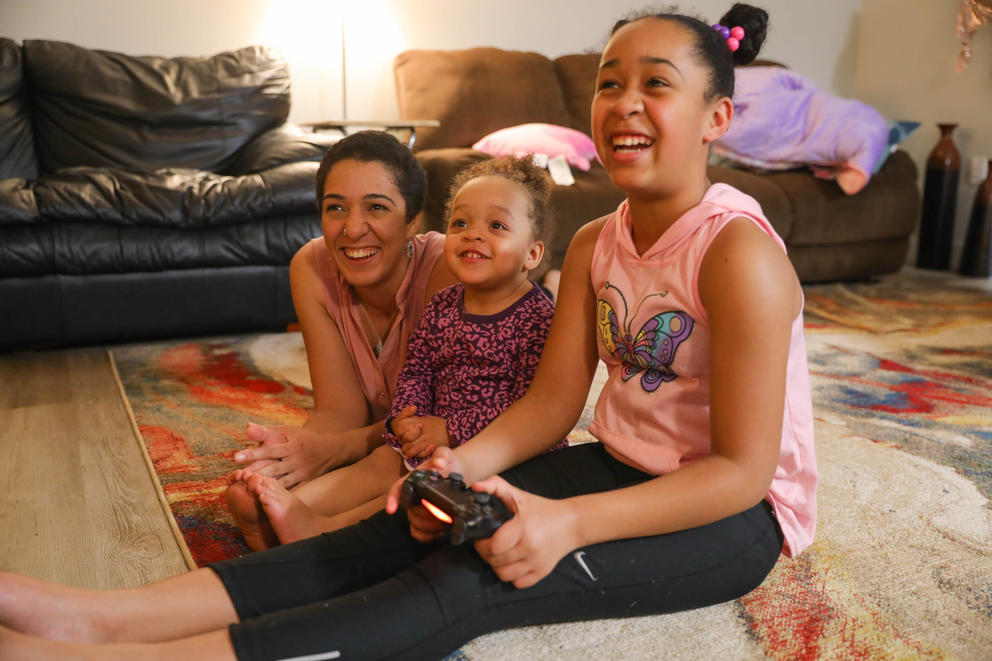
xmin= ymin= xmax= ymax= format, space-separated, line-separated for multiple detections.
xmin=210 ymin=443 xmax=783 ymax=661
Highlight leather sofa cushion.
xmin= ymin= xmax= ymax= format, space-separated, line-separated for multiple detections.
xmin=0 ymin=214 xmax=319 ymax=277
xmin=0 ymin=39 xmax=38 ymax=179
xmin=395 ymin=48 xmax=572 ymax=151
xmin=23 ymin=40 xmax=290 ymax=174
xmin=0 ymin=179 xmax=38 ymax=225
xmin=31 ymin=162 xmax=319 ymax=228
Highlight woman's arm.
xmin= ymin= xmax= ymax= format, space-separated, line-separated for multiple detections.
xmin=234 ymin=244 xmax=383 ymax=484
xmin=291 ymin=243 xmax=372 ymax=431
xmin=475 ymin=218 xmax=801 ymax=587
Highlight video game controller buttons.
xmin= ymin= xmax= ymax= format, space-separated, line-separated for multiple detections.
xmin=473 ymin=492 xmax=491 ymax=504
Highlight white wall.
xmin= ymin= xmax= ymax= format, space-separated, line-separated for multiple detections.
xmin=343 ymin=0 xmax=863 ymax=120
xmin=1 ymin=0 xmax=861 ymax=123
xmin=855 ymin=0 xmax=992 ymax=270
xmin=0 ymin=0 xmax=345 ymax=122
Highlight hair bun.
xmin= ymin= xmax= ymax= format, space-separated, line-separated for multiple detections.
xmin=719 ymin=3 xmax=769 ymax=65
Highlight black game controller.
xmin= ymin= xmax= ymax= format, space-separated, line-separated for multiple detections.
xmin=399 ymin=470 xmax=513 ymax=545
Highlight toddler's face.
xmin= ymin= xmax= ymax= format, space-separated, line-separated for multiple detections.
xmin=444 ymin=176 xmax=543 ymax=293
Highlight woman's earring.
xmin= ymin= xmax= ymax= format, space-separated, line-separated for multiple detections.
xmin=406 ymin=240 xmax=414 ymax=258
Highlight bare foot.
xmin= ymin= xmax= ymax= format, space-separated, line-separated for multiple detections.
xmin=244 ymin=473 xmax=327 ymax=545
xmin=835 ymin=166 xmax=868 ymax=195
xmin=0 ymin=572 xmax=107 ymax=643
xmin=224 ymin=477 xmax=279 ymax=551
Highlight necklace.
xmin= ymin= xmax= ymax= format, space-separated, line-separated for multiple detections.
xmin=357 ymin=300 xmax=399 ymax=357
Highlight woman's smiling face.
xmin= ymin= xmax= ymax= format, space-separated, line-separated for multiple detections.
xmin=320 ymin=159 xmax=416 ymax=292
xmin=592 ymin=18 xmax=724 ymax=199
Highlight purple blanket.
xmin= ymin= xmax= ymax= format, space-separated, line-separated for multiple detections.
xmin=714 ymin=67 xmax=889 ymax=194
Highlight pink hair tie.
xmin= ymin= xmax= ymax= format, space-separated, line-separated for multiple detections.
xmin=712 ymin=24 xmax=746 ymax=52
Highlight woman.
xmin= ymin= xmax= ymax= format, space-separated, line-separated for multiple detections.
xmin=225 ymin=130 xmax=456 ymax=549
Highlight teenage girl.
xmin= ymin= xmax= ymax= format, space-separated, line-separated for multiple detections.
xmin=0 ymin=5 xmax=816 ymax=660
xmin=230 ymin=155 xmax=561 ymax=547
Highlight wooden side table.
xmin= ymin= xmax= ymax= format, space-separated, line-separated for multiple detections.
xmin=301 ymin=119 xmax=440 ymax=149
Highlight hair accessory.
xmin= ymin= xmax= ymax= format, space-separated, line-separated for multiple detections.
xmin=712 ymin=24 xmax=745 ymax=52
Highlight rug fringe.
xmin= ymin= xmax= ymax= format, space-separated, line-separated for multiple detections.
xmin=107 ymin=350 xmax=198 ymax=571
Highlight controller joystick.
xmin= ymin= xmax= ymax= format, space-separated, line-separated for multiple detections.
xmin=398 ymin=470 xmax=513 ymax=545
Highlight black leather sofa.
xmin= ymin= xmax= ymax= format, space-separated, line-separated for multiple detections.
xmin=0 ymin=38 xmax=338 ymax=349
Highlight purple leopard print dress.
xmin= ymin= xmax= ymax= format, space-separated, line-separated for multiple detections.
xmin=384 ymin=282 xmax=565 ymax=468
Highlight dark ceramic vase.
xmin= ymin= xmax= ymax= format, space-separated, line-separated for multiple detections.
xmin=959 ymin=159 xmax=992 ymax=277
xmin=917 ymin=123 xmax=961 ymax=270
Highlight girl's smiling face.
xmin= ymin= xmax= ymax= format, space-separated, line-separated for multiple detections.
xmin=592 ymin=18 xmax=731 ymax=200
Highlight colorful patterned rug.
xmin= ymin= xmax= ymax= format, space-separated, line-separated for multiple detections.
xmin=111 ymin=270 xmax=992 ymax=660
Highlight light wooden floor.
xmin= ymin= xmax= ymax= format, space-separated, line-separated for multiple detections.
xmin=0 ymin=347 xmax=189 ymax=589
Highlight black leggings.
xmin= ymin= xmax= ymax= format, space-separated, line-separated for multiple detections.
xmin=210 ymin=443 xmax=783 ymax=661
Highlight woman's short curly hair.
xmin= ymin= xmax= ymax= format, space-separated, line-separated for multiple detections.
xmin=315 ymin=130 xmax=427 ymax=222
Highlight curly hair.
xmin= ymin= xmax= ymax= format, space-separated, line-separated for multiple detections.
xmin=315 ymin=130 xmax=427 ymax=222
xmin=444 ymin=155 xmax=555 ymax=249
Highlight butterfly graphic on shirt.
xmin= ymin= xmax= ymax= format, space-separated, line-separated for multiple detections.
xmin=596 ymin=282 xmax=694 ymax=392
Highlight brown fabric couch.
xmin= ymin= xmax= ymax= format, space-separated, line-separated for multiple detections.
xmin=394 ymin=47 xmax=920 ymax=283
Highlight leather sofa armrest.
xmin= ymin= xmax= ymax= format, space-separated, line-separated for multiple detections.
xmin=222 ymin=124 xmax=340 ymax=175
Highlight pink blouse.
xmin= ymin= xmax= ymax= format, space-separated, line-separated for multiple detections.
xmin=309 ymin=232 xmax=445 ymax=421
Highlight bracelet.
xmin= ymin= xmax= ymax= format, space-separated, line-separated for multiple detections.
xmin=384 ymin=416 xmax=395 ymax=435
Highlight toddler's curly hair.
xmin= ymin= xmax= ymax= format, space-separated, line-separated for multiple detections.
xmin=444 ymin=155 xmax=555 ymax=249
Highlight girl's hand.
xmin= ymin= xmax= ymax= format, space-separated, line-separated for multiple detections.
xmin=472 ymin=476 xmax=580 ymax=589
xmin=233 ymin=423 xmax=337 ymax=488
xmin=385 ymin=447 xmax=465 ymax=542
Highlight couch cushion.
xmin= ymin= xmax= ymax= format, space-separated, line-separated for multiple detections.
xmin=0 ymin=178 xmax=39 ymax=226
xmin=554 ymin=53 xmax=600 ymax=136
xmin=33 ymin=162 xmax=318 ymax=228
xmin=394 ymin=48 xmax=572 ymax=151
xmin=23 ymin=40 xmax=290 ymax=174
xmin=764 ymin=149 xmax=919 ymax=246
xmin=0 ymin=213 xmax=320 ymax=277
xmin=0 ymin=38 xmax=38 ymax=179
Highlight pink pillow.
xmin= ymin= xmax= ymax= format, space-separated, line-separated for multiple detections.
xmin=472 ymin=123 xmax=598 ymax=171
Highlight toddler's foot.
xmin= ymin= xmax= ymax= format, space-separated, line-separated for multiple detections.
xmin=224 ymin=477 xmax=279 ymax=551
xmin=244 ymin=473 xmax=326 ymax=545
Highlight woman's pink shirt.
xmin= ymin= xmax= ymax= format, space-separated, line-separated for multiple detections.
xmin=309 ymin=232 xmax=445 ymax=422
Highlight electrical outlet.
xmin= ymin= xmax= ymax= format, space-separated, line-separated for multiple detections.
xmin=969 ymin=156 xmax=989 ymax=186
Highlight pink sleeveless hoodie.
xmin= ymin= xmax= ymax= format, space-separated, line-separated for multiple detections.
xmin=309 ymin=231 xmax=445 ymax=422
xmin=589 ymin=184 xmax=817 ymax=557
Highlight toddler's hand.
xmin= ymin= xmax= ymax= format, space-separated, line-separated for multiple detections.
xmin=399 ymin=415 xmax=451 ymax=460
